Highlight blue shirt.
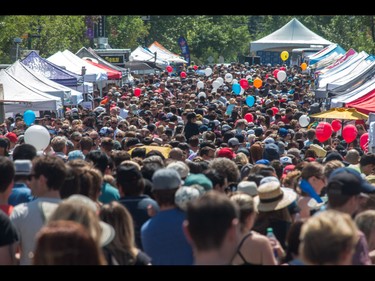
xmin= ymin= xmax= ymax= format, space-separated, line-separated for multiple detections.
xmin=141 ymin=208 xmax=193 ymax=265
xmin=8 ymin=183 xmax=34 ymax=207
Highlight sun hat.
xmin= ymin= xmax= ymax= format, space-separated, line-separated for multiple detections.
xmin=254 ymin=181 xmax=297 ymax=212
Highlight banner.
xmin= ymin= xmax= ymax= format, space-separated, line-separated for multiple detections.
xmin=178 ymin=36 xmax=190 ymax=65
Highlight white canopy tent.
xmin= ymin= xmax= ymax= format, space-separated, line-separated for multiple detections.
xmin=148 ymin=41 xmax=187 ymax=64
xmin=0 ymin=69 xmax=61 ymax=113
xmin=129 ymin=46 xmax=169 ymax=69
xmin=250 ymin=18 xmax=333 ymax=53
xmin=6 ymin=61 xmax=83 ymax=106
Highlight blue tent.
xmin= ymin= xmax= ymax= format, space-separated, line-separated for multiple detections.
xmin=21 ymin=51 xmax=82 ymax=87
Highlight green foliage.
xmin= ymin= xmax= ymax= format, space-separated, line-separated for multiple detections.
xmin=1 ymin=16 xmax=375 ymax=64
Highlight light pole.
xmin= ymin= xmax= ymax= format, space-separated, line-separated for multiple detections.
xmin=14 ymin=37 xmax=22 ymax=61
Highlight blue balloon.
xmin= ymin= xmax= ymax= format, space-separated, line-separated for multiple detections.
xmin=24 ymin=110 xmax=36 ymax=126
xmin=232 ymin=83 xmax=241 ymax=95
xmin=246 ymin=96 xmax=255 ymax=107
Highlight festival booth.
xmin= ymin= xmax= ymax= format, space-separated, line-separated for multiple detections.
xmin=148 ymin=41 xmax=187 ymax=64
xmin=129 ymin=46 xmax=169 ymax=70
xmin=250 ymin=18 xmax=333 ymax=65
xmin=0 ymin=69 xmax=61 ymax=114
xmin=21 ymin=51 xmax=82 ymax=87
xmin=6 ymin=61 xmax=83 ymax=106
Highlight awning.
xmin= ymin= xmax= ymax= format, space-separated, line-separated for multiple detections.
xmin=310 ymin=107 xmax=368 ymax=120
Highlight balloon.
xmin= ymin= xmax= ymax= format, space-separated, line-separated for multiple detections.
xmin=100 ymin=97 xmax=109 ymax=105
xmin=271 ymin=106 xmax=279 ymax=115
xmin=217 ymin=77 xmax=224 ymax=86
xmin=315 ymin=122 xmax=333 ymax=143
xmin=23 ymin=110 xmax=36 ymax=126
xmin=204 ymin=67 xmax=212 ymax=76
xmin=24 ymin=125 xmax=51 ymax=151
xmin=331 ymin=119 xmax=342 ymax=132
xmin=180 ymin=71 xmax=187 ymax=78
xmin=225 ymin=73 xmax=233 ymax=83
xmin=193 ymin=65 xmax=198 ymax=70
xmin=212 ymin=80 xmax=220 ymax=89
xmin=280 ymin=51 xmax=289 ymax=61
xmin=197 ymin=81 xmax=204 ymax=89
xmin=277 ymin=70 xmax=287 ymax=82
xmin=273 ymin=69 xmax=279 ymax=78
xmin=239 ymin=78 xmax=249 ymax=89
xmin=166 ymin=65 xmax=173 ymax=73
xmin=232 ymin=79 xmax=238 ymax=85
xmin=342 ymin=125 xmax=358 ymax=143
xmin=134 ymin=88 xmax=141 ymax=97
xmin=239 ymin=87 xmax=245 ymax=95
xmin=232 ymin=83 xmax=241 ymax=95
xmin=244 ymin=113 xmax=253 ymax=122
xmin=246 ymin=96 xmax=255 ymax=107
xmin=253 ymin=78 xmax=262 ymax=89
xmin=301 ymin=62 xmax=307 ymax=71
xmin=280 ymin=66 xmax=286 ymax=71
xmin=246 ymin=75 xmax=252 ymax=80
xmin=360 ymin=133 xmax=369 ymax=150
xmin=298 ymin=115 xmax=310 ymax=127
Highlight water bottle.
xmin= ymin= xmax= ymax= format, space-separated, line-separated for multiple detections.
xmin=266 ymin=227 xmax=278 ymax=260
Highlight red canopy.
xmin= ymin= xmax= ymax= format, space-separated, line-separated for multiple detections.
xmin=84 ymin=59 xmax=122 ymax=80
xmin=346 ymin=87 xmax=375 ymax=115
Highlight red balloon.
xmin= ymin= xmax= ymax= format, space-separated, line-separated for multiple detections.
xmin=360 ymin=133 xmax=369 ymax=150
xmin=166 ymin=66 xmax=173 ymax=73
xmin=271 ymin=106 xmax=279 ymax=115
xmin=315 ymin=122 xmax=333 ymax=143
xmin=280 ymin=66 xmax=286 ymax=71
xmin=239 ymin=78 xmax=249 ymax=89
xmin=180 ymin=71 xmax=187 ymax=78
xmin=273 ymin=69 xmax=279 ymax=78
xmin=193 ymin=65 xmax=198 ymax=70
xmin=331 ymin=119 xmax=342 ymax=132
xmin=134 ymin=88 xmax=141 ymax=97
xmin=244 ymin=113 xmax=253 ymax=123
xmin=342 ymin=125 xmax=358 ymax=143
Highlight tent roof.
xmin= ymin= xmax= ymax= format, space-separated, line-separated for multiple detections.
xmin=0 ymin=69 xmax=61 ymax=113
xmin=83 ymin=59 xmax=122 ymax=80
xmin=310 ymin=107 xmax=368 ymax=120
xmin=250 ymin=18 xmax=333 ymax=52
xmin=148 ymin=41 xmax=187 ymax=64
xmin=21 ymin=51 xmax=82 ymax=87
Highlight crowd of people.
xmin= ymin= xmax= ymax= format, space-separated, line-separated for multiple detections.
xmin=1 ymin=62 xmax=375 ymax=265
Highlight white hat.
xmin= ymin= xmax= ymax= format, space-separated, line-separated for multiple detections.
xmin=280 ymin=156 xmax=293 ymax=165
xmin=237 ymin=181 xmax=258 ymax=197
xmin=167 ymin=161 xmax=190 ymax=179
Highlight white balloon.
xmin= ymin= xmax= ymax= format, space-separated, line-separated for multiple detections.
xmin=217 ymin=77 xmax=224 ymax=86
xmin=299 ymin=115 xmax=310 ymax=127
xmin=204 ymin=67 xmax=213 ymax=76
xmin=212 ymin=80 xmax=220 ymax=89
xmin=277 ymin=70 xmax=287 ymax=82
xmin=24 ymin=125 xmax=51 ymax=151
xmin=225 ymin=73 xmax=233 ymax=82
xmin=239 ymin=87 xmax=245 ymax=95
xmin=197 ymin=81 xmax=204 ymax=89
xmin=232 ymin=79 xmax=238 ymax=85
xmin=246 ymin=75 xmax=252 ymax=80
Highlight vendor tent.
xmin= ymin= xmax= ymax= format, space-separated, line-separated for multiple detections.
xmin=83 ymin=58 xmax=122 ymax=80
xmin=250 ymin=18 xmax=333 ymax=53
xmin=310 ymin=107 xmax=368 ymax=120
xmin=6 ymin=61 xmax=83 ymax=106
xmin=0 ymin=69 xmax=61 ymax=113
xmin=148 ymin=41 xmax=187 ymax=64
xmin=129 ymin=46 xmax=168 ymax=69
xmin=21 ymin=51 xmax=82 ymax=87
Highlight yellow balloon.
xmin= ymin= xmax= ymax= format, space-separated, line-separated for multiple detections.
xmin=280 ymin=51 xmax=289 ymax=61
xmin=253 ymin=78 xmax=263 ymax=89
xmin=301 ymin=62 xmax=307 ymax=71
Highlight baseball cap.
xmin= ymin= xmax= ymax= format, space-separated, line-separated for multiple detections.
xmin=5 ymin=132 xmax=18 ymax=143
xmin=174 ymin=186 xmax=202 ymax=210
xmin=237 ymin=181 xmax=258 ymax=197
xmin=152 ymin=168 xmax=183 ymax=191
xmin=328 ymin=167 xmax=375 ymax=195
xmin=263 ymin=137 xmax=275 ymax=145
xmin=280 ymin=156 xmax=292 ymax=165
xmin=255 ymin=159 xmax=270 ymax=165
xmin=228 ymin=137 xmax=240 ymax=147
xmin=14 ymin=159 xmax=32 ymax=176
xmin=217 ymin=147 xmax=236 ymax=159
xmin=167 ymin=161 xmax=190 ymax=179
xmin=184 ymin=173 xmax=213 ymax=191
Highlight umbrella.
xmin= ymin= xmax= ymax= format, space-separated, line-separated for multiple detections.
xmin=310 ymin=107 xmax=368 ymax=120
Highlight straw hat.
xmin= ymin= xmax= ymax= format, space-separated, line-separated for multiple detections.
xmin=253 ymin=181 xmax=297 ymax=212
